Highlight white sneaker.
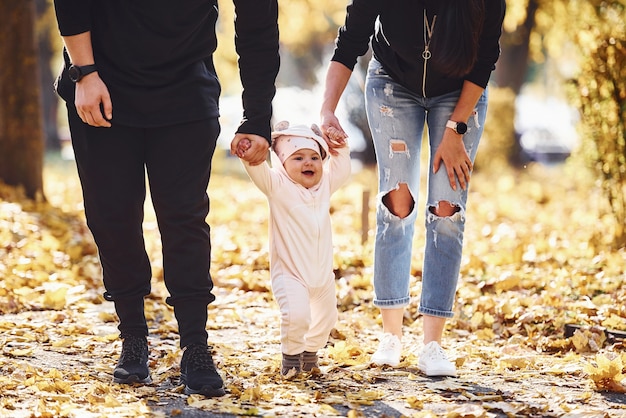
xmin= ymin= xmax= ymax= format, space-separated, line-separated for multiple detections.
xmin=370 ymin=333 xmax=402 ymax=367
xmin=418 ymin=341 xmax=457 ymax=377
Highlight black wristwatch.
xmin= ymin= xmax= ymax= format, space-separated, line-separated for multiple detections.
xmin=68 ymin=64 xmax=98 ymax=83
xmin=446 ymin=120 xmax=468 ymax=135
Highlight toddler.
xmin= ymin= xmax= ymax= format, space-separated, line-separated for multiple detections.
xmin=237 ymin=121 xmax=350 ymax=377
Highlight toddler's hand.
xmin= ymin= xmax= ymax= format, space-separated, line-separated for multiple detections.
xmin=326 ymin=126 xmax=347 ymax=144
xmin=235 ymin=138 xmax=252 ymax=158
xmin=319 ymin=114 xmax=348 ymax=156
xmin=320 ymin=125 xmax=347 ymax=156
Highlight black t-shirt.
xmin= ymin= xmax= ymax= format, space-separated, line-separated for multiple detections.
xmin=54 ymin=0 xmax=279 ymax=140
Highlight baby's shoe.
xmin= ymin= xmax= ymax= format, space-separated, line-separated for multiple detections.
xmin=302 ymin=351 xmax=319 ymax=373
xmin=281 ymin=353 xmax=301 ymax=378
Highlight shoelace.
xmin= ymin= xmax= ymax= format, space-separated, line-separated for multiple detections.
xmin=185 ymin=344 xmax=217 ymax=372
xmin=423 ymin=343 xmax=448 ymax=361
xmin=119 ymin=335 xmax=146 ymax=363
xmin=378 ymin=335 xmax=400 ymax=352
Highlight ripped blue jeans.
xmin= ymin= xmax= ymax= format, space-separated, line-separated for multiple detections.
xmin=365 ymin=58 xmax=487 ymax=318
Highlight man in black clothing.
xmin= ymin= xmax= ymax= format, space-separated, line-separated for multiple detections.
xmin=53 ymin=0 xmax=279 ymax=397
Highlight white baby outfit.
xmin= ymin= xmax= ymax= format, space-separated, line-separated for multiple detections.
xmin=242 ymin=123 xmax=351 ymax=355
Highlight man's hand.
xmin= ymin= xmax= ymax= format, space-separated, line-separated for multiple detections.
xmin=75 ymin=73 xmax=112 ymax=127
xmin=231 ymin=133 xmax=269 ymax=165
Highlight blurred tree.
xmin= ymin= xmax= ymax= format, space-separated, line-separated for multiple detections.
xmin=482 ymin=0 xmax=540 ymax=169
xmin=0 ymin=0 xmax=45 ymax=200
xmin=275 ymin=1 xmax=347 ymax=86
xmin=553 ymin=0 xmax=625 ymax=248
xmin=36 ymin=0 xmax=61 ymax=150
xmin=493 ymin=0 xmax=539 ymax=94
xmin=475 ymin=87 xmax=517 ymax=171
xmin=215 ymin=0 xmax=346 ymax=92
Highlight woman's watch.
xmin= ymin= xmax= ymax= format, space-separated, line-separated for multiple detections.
xmin=446 ymin=120 xmax=468 ymax=135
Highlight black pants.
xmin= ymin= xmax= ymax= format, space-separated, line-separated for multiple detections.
xmin=68 ymin=106 xmax=219 ymax=348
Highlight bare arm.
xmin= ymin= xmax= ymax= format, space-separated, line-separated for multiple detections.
xmin=62 ymin=32 xmax=112 ymax=127
xmin=319 ymin=61 xmax=352 ymax=148
xmin=433 ymin=80 xmax=485 ymax=190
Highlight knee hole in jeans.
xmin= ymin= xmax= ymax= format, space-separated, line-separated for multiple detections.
xmin=382 ymin=183 xmax=414 ymax=219
xmin=429 ymin=200 xmax=460 ymax=218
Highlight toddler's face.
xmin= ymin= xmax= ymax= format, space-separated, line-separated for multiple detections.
xmin=283 ymin=148 xmax=323 ymax=189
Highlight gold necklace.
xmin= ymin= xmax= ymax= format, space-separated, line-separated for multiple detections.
xmin=422 ymin=9 xmax=437 ymax=60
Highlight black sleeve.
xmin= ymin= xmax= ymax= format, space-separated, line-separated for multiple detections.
xmin=233 ymin=0 xmax=280 ymax=144
xmin=331 ymin=0 xmax=382 ymax=71
xmin=465 ymin=0 xmax=506 ymax=88
xmin=53 ymin=0 xmax=92 ymax=36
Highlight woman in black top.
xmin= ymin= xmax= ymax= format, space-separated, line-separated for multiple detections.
xmin=53 ymin=0 xmax=279 ymax=396
xmin=321 ymin=0 xmax=505 ymax=376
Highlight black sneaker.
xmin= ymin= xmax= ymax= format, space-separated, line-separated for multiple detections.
xmin=113 ymin=334 xmax=151 ymax=384
xmin=180 ymin=343 xmax=225 ymax=397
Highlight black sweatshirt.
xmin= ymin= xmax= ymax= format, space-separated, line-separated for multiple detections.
xmin=53 ymin=0 xmax=279 ymax=141
xmin=332 ymin=0 xmax=505 ymax=98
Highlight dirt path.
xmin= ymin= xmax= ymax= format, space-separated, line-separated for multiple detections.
xmin=1 ymin=289 xmax=624 ymax=417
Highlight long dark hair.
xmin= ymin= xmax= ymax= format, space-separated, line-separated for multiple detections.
xmin=429 ymin=0 xmax=485 ymax=78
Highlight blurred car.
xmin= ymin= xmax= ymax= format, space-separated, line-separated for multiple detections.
xmin=515 ymin=93 xmax=579 ymax=164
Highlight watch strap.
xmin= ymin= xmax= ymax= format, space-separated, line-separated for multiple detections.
xmin=79 ymin=64 xmax=98 ymax=77
xmin=446 ymin=119 xmax=467 ymax=135
xmin=445 ymin=120 xmax=458 ymax=131
xmin=69 ymin=64 xmax=98 ymax=82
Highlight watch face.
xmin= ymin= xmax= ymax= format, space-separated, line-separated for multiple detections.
xmin=68 ymin=65 xmax=81 ymax=82
xmin=456 ymin=122 xmax=468 ymax=134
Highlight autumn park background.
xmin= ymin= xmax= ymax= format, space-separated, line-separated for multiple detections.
xmin=0 ymin=0 xmax=625 ymax=417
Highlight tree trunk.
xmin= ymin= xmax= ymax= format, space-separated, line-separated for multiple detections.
xmin=36 ymin=0 xmax=60 ymax=150
xmin=492 ymin=0 xmax=539 ymax=94
xmin=0 ymin=0 xmax=45 ymax=200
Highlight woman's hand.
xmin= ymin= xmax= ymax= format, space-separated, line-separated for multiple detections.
xmin=433 ymin=130 xmax=473 ymax=191
xmin=320 ymin=111 xmax=348 ymax=155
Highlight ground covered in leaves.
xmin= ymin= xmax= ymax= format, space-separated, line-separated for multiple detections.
xmin=1 ymin=153 xmax=625 ymax=417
